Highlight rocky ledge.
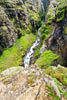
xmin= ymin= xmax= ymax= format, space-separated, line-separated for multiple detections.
xmin=0 ymin=65 xmax=66 ymax=100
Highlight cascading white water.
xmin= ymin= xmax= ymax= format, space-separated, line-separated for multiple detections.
xmin=24 ymin=27 xmax=41 ymax=68
xmin=24 ymin=0 xmax=45 ymax=68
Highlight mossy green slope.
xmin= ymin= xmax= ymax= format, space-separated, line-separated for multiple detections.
xmin=35 ymin=50 xmax=59 ymax=69
xmin=0 ymin=33 xmax=36 ymax=72
xmin=45 ymin=66 xmax=67 ymax=85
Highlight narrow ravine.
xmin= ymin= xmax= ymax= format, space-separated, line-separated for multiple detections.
xmin=24 ymin=1 xmax=45 ymax=68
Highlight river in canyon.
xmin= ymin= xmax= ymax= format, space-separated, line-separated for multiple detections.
xmin=24 ymin=27 xmax=41 ymax=68
xmin=24 ymin=1 xmax=45 ymax=68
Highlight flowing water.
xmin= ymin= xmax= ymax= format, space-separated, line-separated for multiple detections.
xmin=24 ymin=27 xmax=41 ymax=68
xmin=24 ymin=1 xmax=45 ymax=68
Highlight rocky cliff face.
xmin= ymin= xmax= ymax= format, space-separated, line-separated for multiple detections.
xmin=46 ymin=19 xmax=67 ymax=66
xmin=0 ymin=0 xmax=42 ymax=54
xmin=0 ymin=0 xmax=67 ymax=99
xmin=42 ymin=0 xmax=67 ymax=66
xmin=0 ymin=6 xmax=17 ymax=52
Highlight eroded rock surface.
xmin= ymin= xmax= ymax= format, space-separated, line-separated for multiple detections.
xmin=0 ymin=65 xmax=64 ymax=100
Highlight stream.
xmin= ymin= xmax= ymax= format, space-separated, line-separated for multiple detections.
xmin=24 ymin=27 xmax=41 ymax=68
xmin=24 ymin=1 xmax=45 ymax=68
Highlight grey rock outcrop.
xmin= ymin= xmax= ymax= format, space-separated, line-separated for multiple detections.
xmin=0 ymin=65 xmax=64 ymax=100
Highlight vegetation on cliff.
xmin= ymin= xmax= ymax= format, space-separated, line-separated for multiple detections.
xmin=0 ymin=33 xmax=36 ymax=72
xmin=35 ymin=0 xmax=67 ymax=99
xmin=0 ymin=0 xmax=67 ymax=99
xmin=0 ymin=0 xmax=42 ymax=72
xmin=35 ymin=50 xmax=59 ymax=69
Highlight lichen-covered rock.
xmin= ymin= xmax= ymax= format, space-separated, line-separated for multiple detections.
xmin=0 ymin=65 xmax=64 ymax=100
xmin=0 ymin=6 xmax=17 ymax=52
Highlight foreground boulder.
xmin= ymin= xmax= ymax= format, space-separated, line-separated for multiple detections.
xmin=0 ymin=65 xmax=66 ymax=100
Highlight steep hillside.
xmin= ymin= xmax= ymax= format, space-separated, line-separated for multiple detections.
xmin=45 ymin=0 xmax=67 ymax=66
xmin=0 ymin=0 xmax=42 ymax=53
xmin=0 ymin=0 xmax=67 ymax=100
xmin=0 ymin=0 xmax=42 ymax=72
xmin=35 ymin=0 xmax=67 ymax=68
xmin=34 ymin=0 xmax=67 ymax=99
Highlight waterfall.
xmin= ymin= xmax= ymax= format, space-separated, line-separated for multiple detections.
xmin=24 ymin=0 xmax=45 ymax=68
xmin=24 ymin=27 xmax=41 ymax=68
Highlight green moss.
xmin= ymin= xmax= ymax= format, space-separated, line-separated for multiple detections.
xmin=0 ymin=33 xmax=36 ymax=73
xmin=16 ymin=6 xmax=24 ymax=10
xmin=32 ymin=12 xmax=39 ymax=21
xmin=56 ymin=13 xmax=64 ymax=22
xmin=41 ymin=25 xmax=53 ymax=44
xmin=34 ymin=48 xmax=40 ymax=58
xmin=0 ymin=26 xmax=8 ymax=37
xmin=54 ymin=78 xmax=67 ymax=99
xmin=17 ymin=28 xmax=25 ymax=36
xmin=47 ymin=86 xmax=59 ymax=100
xmin=3 ymin=79 xmax=11 ymax=84
xmin=46 ymin=0 xmax=67 ymax=24
xmin=55 ymin=0 xmax=67 ymax=22
xmin=56 ymin=8 xmax=65 ymax=22
xmin=26 ymin=2 xmax=39 ymax=22
xmin=1 ymin=26 xmax=7 ymax=31
xmin=11 ymin=18 xmax=15 ymax=24
xmin=1 ymin=0 xmax=8 ymax=2
xmin=28 ymin=79 xmax=34 ymax=86
xmin=29 ymin=73 xmax=36 ymax=80
xmin=47 ymin=9 xmax=55 ymax=24
xmin=25 ymin=27 xmax=31 ymax=34
xmin=65 ymin=27 xmax=67 ymax=35
xmin=58 ymin=87 xmax=67 ymax=99
xmin=0 ymin=26 xmax=8 ymax=33
xmin=35 ymin=50 xmax=59 ymax=69
xmin=56 ymin=0 xmax=67 ymax=9
xmin=44 ymin=66 xmax=67 ymax=85
xmin=28 ymin=8 xmax=40 ymax=22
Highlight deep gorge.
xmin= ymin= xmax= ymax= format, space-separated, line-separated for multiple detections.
xmin=23 ymin=0 xmax=48 ymax=68
xmin=0 ymin=0 xmax=67 ymax=100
